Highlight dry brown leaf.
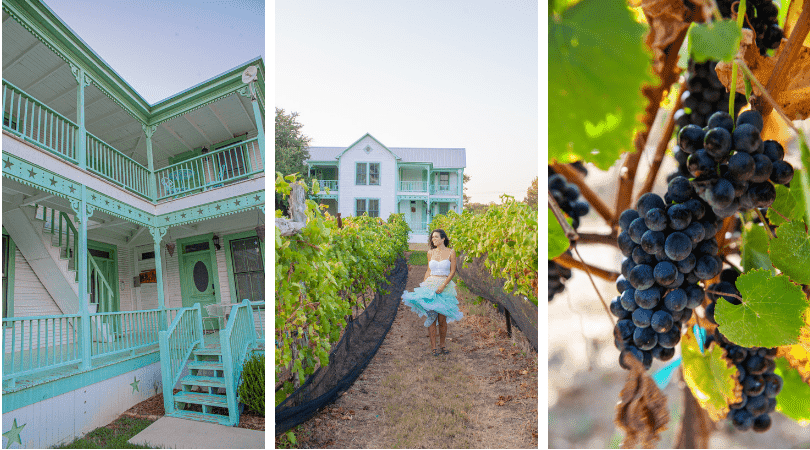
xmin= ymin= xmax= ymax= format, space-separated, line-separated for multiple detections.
xmin=615 ymin=353 xmax=670 ymax=449
xmin=716 ymin=29 xmax=810 ymax=120
xmin=640 ymin=0 xmax=694 ymax=76
xmin=777 ymin=309 xmax=810 ymax=385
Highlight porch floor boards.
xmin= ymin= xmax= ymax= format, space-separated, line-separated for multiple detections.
xmin=3 ymin=331 xmax=222 ymax=393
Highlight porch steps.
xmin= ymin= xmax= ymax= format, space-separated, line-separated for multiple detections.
xmin=168 ymin=346 xmax=238 ymax=426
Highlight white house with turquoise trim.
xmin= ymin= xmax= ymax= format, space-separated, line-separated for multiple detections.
xmin=307 ymin=133 xmax=465 ymax=244
xmin=1 ymin=0 xmax=265 ymax=447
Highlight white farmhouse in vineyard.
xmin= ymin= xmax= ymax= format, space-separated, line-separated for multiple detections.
xmin=306 ymin=133 xmax=465 ymax=244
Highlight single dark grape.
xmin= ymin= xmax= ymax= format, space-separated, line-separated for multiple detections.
xmin=731 ymin=409 xmax=754 ymax=432
xmin=704 ymin=127 xmax=732 ymax=160
xmin=667 ymin=203 xmax=692 ymax=230
xmin=628 ymin=264 xmax=655 ymax=290
xmin=763 ymin=373 xmax=783 ymax=397
xmin=746 ymin=394 xmax=769 ymax=417
xmin=746 ymin=355 xmax=768 ymax=375
xmin=616 ymin=319 xmax=636 ymax=341
xmin=653 ymin=261 xmax=678 ymax=285
xmin=618 ymin=231 xmax=635 ymax=257
xmin=667 ymin=176 xmax=695 ymax=204
xmin=683 ymin=222 xmax=705 ymax=245
xmin=694 ymin=255 xmax=721 ymax=280
xmin=707 ymin=111 xmax=734 ymax=132
xmin=620 ymin=288 xmax=638 ymax=311
xmin=684 ymin=284 xmax=705 ymax=309
xmin=733 ymin=123 xmax=763 ymax=154
xmin=727 ymin=151 xmax=755 ymax=181
xmin=678 ymin=124 xmax=706 ymax=154
xmin=657 ymin=327 xmax=681 ymax=348
xmin=650 ymin=310 xmax=674 ymax=333
xmin=632 ymin=246 xmax=657 ymax=265
xmin=749 ymin=181 xmax=776 ymax=208
xmin=636 ymin=193 xmax=667 ymax=218
xmin=633 ymin=326 xmax=658 ymax=351
xmin=640 ymin=230 xmax=666 ymax=255
xmin=634 ymin=287 xmax=660 ymax=310
xmin=687 ymin=149 xmax=717 ymax=179
xmin=663 ymin=288 xmax=688 ymax=312
xmin=683 ymin=198 xmax=706 ymax=220
xmin=770 ymin=160 xmax=794 ymax=185
xmin=628 ymin=217 xmax=649 ymax=244
xmin=736 ymin=110 xmax=764 ymax=132
xmin=632 ymin=307 xmax=654 ymax=328
xmin=616 ymin=276 xmax=632 ymax=293
xmin=664 ymin=232 xmax=692 ymax=261
xmin=750 ymin=154 xmax=773 ymax=183
xmin=644 ymin=208 xmax=668 ymax=231
xmin=610 ymin=297 xmax=630 ymax=319
xmin=709 ymin=178 xmax=735 ymax=209
xmin=762 ymin=140 xmax=784 ymax=162
xmin=619 ymin=209 xmax=640 ymax=232
xmin=743 ymin=374 xmax=766 ymax=397
xmin=752 ymin=414 xmax=772 ymax=432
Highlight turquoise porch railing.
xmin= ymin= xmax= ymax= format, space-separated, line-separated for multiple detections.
xmin=430 ymin=184 xmax=458 ymax=195
xmin=86 ymin=132 xmax=150 ymax=198
xmin=89 ymin=309 xmax=162 ymax=359
xmin=159 ymin=303 xmax=204 ymax=415
xmin=3 ymin=313 xmax=83 ymax=387
xmin=3 ymin=307 xmax=181 ymax=388
xmin=399 ymin=181 xmax=428 ymax=192
xmin=406 ymin=220 xmax=428 ymax=233
xmin=2 ymin=80 xmax=79 ymax=163
xmin=317 ymin=180 xmax=338 ymax=191
xmin=154 ymin=138 xmax=262 ymax=200
xmin=220 ymin=300 xmax=258 ymax=425
xmin=250 ymin=301 xmax=265 ymax=345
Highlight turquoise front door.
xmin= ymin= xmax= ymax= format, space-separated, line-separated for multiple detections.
xmin=181 ymin=249 xmax=218 ymax=329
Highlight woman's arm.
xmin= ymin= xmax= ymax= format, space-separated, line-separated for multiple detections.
xmin=436 ymin=249 xmax=456 ymax=293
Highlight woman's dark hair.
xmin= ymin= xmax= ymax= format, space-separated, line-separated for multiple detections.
xmin=428 ymin=229 xmax=451 ymax=249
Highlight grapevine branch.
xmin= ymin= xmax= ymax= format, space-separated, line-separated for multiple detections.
xmin=551 ymin=163 xmax=615 ymax=225
xmin=548 ymin=191 xmax=578 ymax=242
xmin=705 ymin=289 xmax=744 ymax=302
xmin=761 ymin=0 xmax=810 ymax=117
xmin=577 ymin=232 xmax=621 ymax=246
xmin=554 ymin=252 xmax=619 ymax=282
xmin=738 ymin=60 xmax=801 ymax=134
xmin=636 ymin=80 xmax=687 ymax=203
xmin=614 ymin=24 xmax=689 ymax=226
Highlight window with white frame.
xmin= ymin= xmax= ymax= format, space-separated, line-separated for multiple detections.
xmin=355 ymin=198 xmax=380 ymax=217
xmin=439 ymin=172 xmax=450 ymax=191
xmin=356 ymin=163 xmax=380 ymax=186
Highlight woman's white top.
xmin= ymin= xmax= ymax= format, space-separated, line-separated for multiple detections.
xmin=429 ymin=258 xmax=452 ymax=276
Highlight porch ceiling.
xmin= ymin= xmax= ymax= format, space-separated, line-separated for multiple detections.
xmin=2 ymin=11 xmax=258 ymax=170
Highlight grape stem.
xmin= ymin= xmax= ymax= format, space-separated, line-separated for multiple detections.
xmin=550 ymin=163 xmax=615 ymax=225
xmin=705 ymin=289 xmax=744 ymax=302
xmin=548 ymin=191 xmax=578 ymax=242
xmin=553 ymin=252 xmax=619 ymax=282
xmin=571 ymin=244 xmax=616 ymax=327
xmin=754 ymin=208 xmax=776 ymax=239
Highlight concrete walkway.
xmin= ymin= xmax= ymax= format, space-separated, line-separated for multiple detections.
xmin=128 ymin=417 xmax=265 ymax=449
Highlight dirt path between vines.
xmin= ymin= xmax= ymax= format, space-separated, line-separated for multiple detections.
xmin=286 ymin=260 xmax=538 ymax=448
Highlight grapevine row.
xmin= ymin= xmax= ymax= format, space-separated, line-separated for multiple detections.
xmin=275 ymin=173 xmax=409 ymax=403
xmin=430 ymin=195 xmax=538 ymax=305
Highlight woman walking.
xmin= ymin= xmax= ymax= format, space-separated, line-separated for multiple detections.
xmin=402 ymin=229 xmax=464 ymax=356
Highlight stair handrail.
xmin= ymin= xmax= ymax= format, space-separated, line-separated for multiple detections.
xmin=35 ymin=205 xmax=79 ymax=276
xmin=219 ymin=299 xmax=257 ymax=426
xmin=159 ymin=303 xmax=204 ymax=416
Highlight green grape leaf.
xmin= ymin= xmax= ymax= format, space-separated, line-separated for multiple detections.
xmin=681 ymin=330 xmax=742 ymax=421
xmin=768 ymin=181 xmax=807 ymax=226
xmin=688 ymin=20 xmax=742 ymax=63
xmin=715 ymin=269 xmax=808 ymax=348
xmin=740 ymin=222 xmax=772 ymax=273
xmin=770 ymin=220 xmax=810 ymax=284
xmin=773 ymin=356 xmax=810 ymax=423
xmin=799 ymin=132 xmax=810 ymax=226
xmin=548 ymin=0 xmax=653 ymax=170
xmin=548 ymin=208 xmax=570 ymax=259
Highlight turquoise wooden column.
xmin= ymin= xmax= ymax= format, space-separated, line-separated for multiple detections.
xmin=71 ymin=186 xmax=93 ymax=369
xmin=458 ymin=168 xmax=463 ymax=212
xmin=143 ymin=125 xmax=158 ymax=201
xmin=71 ymin=65 xmax=90 ymax=169
xmin=150 ymin=226 xmax=168 ymax=330
xmin=250 ymin=92 xmax=265 ymax=167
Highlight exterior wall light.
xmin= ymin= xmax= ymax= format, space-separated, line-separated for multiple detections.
xmin=212 ymin=234 xmax=221 ymax=250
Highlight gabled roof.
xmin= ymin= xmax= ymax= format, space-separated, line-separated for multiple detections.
xmin=307 ymin=134 xmax=466 ymax=169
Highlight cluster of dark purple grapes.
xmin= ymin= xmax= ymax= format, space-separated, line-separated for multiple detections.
xmin=677 ymin=110 xmax=794 ymax=218
xmin=612 ymin=184 xmax=724 ymax=369
xmin=716 ymin=0 xmax=784 ymax=55
xmin=548 ymin=165 xmax=590 ymax=302
xmin=673 ymin=60 xmax=747 ymax=132
xmin=702 ymin=268 xmax=782 ymax=432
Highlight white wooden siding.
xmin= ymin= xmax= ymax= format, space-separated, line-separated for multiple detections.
xmin=11 ymin=248 xmax=62 ymax=317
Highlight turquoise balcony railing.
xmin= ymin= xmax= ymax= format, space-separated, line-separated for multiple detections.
xmin=154 ymin=138 xmax=262 ymax=200
xmin=399 ymin=181 xmax=428 ymax=192
xmin=158 ymin=304 xmax=204 ymax=415
xmin=86 ymin=132 xmax=150 ymax=198
xmin=430 ymin=184 xmax=458 ymax=195
xmin=3 ymin=80 xmax=78 ymax=163
xmin=318 ymin=180 xmax=338 ymax=191
xmin=220 ymin=300 xmax=258 ymax=425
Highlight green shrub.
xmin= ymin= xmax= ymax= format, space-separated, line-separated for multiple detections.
xmin=239 ymin=352 xmax=265 ymax=415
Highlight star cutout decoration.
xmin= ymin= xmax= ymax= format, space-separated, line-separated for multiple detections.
xmin=68 ymin=185 xmax=76 ymax=193
xmin=165 ymin=217 xmax=170 ymax=222
xmin=27 ymin=168 xmax=37 ymax=178
xmin=234 ymin=199 xmax=241 ymax=206
xmin=49 ymin=177 xmax=58 ymax=186
xmin=198 ymin=209 xmax=203 ymax=215
xmin=118 ymin=205 xmax=121 ymax=210
xmin=105 ymin=200 xmax=110 ymax=205
xmin=3 ymin=419 xmax=25 ymax=448
xmin=128 ymin=209 xmax=132 ymax=214
xmin=254 ymin=195 xmax=261 ymax=202
xmin=181 ymin=213 xmax=186 ymax=218
xmin=130 ymin=376 xmax=140 ymax=393
xmin=2 ymin=159 xmax=13 ymax=169
xmin=215 ymin=205 xmax=221 ymax=211
xmin=91 ymin=195 xmax=96 ymax=201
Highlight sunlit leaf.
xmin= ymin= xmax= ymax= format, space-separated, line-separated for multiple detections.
xmin=688 ymin=20 xmax=742 ymax=63
xmin=774 ymin=357 xmax=810 ymax=424
xmin=681 ymin=329 xmax=742 ymax=421
xmin=769 ymin=220 xmax=810 ymax=284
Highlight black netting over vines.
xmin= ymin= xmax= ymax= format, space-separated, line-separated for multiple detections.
xmin=456 ymin=252 xmax=538 ymax=351
xmin=275 ymin=256 xmax=408 ymax=436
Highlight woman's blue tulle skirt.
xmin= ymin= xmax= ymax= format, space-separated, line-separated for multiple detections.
xmin=402 ymin=276 xmax=464 ymax=327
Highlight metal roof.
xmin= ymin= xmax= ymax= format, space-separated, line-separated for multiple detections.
xmin=307 ymin=146 xmax=466 ymax=169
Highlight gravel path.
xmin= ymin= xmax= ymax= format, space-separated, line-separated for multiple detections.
xmin=285 ymin=260 xmax=538 ymax=448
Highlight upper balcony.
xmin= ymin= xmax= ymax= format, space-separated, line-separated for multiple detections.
xmin=1 ymin=2 xmax=265 ymax=204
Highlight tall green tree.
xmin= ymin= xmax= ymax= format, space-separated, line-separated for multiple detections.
xmin=524 ymin=177 xmax=538 ymax=209
xmin=276 ymin=108 xmax=312 ymax=213
xmin=462 ymin=173 xmax=471 ymax=206
xmin=276 ymin=108 xmax=311 ymax=177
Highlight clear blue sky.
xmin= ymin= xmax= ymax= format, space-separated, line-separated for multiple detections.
xmin=276 ymin=0 xmax=538 ymax=205
xmin=42 ymin=0 xmax=265 ymax=104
